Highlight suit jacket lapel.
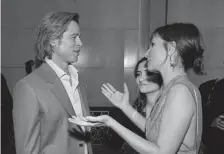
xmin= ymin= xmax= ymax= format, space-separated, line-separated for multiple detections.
xmin=51 ymin=79 xmax=86 ymax=134
xmin=35 ymin=63 xmax=76 ymax=117
xmin=35 ymin=63 xmax=85 ymax=134
xmin=78 ymin=84 xmax=92 ymax=133
xmin=78 ymin=84 xmax=89 ymax=117
xmin=51 ymin=77 xmax=76 ymax=117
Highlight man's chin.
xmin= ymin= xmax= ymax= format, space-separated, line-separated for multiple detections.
xmin=69 ymin=58 xmax=79 ymax=65
xmin=71 ymin=61 xmax=78 ymax=65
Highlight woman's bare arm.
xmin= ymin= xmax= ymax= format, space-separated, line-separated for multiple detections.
xmin=109 ymin=84 xmax=195 ymax=154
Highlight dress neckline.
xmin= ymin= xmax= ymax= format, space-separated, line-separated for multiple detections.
xmin=147 ymin=74 xmax=187 ymax=119
xmin=161 ymin=74 xmax=187 ymax=94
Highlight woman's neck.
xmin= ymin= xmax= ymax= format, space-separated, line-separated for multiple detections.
xmin=160 ymin=66 xmax=187 ymax=86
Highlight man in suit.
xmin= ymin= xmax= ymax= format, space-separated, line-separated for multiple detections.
xmin=13 ymin=12 xmax=93 ymax=154
xmin=199 ymin=78 xmax=224 ymax=154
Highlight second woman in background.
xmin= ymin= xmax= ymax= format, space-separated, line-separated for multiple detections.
xmin=121 ymin=57 xmax=163 ymax=154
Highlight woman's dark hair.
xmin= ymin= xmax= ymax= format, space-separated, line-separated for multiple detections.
xmin=34 ymin=12 xmax=79 ymax=62
xmin=151 ymin=23 xmax=205 ymax=75
xmin=134 ymin=57 xmax=163 ymax=86
xmin=133 ymin=57 xmax=163 ymax=116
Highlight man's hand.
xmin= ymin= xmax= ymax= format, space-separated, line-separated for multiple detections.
xmin=211 ymin=114 xmax=224 ymax=131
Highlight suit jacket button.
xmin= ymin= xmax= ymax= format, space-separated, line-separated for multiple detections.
xmin=79 ymin=143 xmax=83 ymax=147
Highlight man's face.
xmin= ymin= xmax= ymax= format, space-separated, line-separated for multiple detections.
xmin=54 ymin=21 xmax=83 ymax=64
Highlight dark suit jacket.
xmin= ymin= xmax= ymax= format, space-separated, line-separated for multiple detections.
xmin=1 ymin=74 xmax=16 ymax=154
xmin=13 ymin=63 xmax=93 ymax=154
xmin=199 ymin=78 xmax=224 ymax=154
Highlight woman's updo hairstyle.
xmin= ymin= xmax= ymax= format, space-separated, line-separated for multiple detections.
xmin=151 ymin=23 xmax=205 ymax=75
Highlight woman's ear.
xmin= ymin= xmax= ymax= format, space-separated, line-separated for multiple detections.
xmin=167 ymin=41 xmax=176 ymax=56
xmin=168 ymin=41 xmax=181 ymax=68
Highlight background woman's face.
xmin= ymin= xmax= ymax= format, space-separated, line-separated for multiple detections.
xmin=145 ymin=35 xmax=167 ymax=71
xmin=136 ymin=61 xmax=160 ymax=94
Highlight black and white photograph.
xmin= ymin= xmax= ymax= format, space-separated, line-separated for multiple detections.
xmin=1 ymin=0 xmax=224 ymax=154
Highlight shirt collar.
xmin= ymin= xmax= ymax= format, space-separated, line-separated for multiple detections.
xmin=45 ymin=58 xmax=66 ymax=78
xmin=45 ymin=58 xmax=79 ymax=79
xmin=68 ymin=65 xmax=79 ymax=87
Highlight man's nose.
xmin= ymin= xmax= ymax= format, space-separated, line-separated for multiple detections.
xmin=77 ymin=37 xmax=83 ymax=47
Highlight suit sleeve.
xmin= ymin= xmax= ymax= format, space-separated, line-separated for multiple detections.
xmin=13 ymin=79 xmax=41 ymax=154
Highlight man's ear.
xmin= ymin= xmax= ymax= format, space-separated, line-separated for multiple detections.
xmin=50 ymin=39 xmax=58 ymax=47
xmin=167 ymin=41 xmax=176 ymax=56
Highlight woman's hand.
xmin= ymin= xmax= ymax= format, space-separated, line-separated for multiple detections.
xmin=211 ymin=114 xmax=224 ymax=131
xmin=85 ymin=115 xmax=112 ymax=126
xmin=101 ymin=83 xmax=130 ymax=110
xmin=68 ymin=115 xmax=112 ymax=127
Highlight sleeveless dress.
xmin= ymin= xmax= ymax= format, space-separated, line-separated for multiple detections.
xmin=145 ymin=76 xmax=203 ymax=154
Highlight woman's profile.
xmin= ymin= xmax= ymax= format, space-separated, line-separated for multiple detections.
xmin=70 ymin=23 xmax=204 ymax=154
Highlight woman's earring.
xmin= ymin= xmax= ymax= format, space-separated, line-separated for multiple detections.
xmin=169 ymin=55 xmax=176 ymax=68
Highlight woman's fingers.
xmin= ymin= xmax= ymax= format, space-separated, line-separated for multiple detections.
xmin=102 ymin=83 xmax=114 ymax=94
xmin=78 ymin=115 xmax=88 ymax=121
xmin=101 ymin=83 xmax=118 ymax=100
xmin=124 ymin=82 xmax=129 ymax=94
xmin=106 ymin=83 xmax=117 ymax=93
xmin=85 ymin=116 xmax=101 ymax=122
xmin=68 ymin=116 xmax=104 ymax=127
xmin=101 ymin=86 xmax=109 ymax=95
xmin=101 ymin=89 xmax=111 ymax=98
xmin=101 ymin=86 xmax=112 ymax=98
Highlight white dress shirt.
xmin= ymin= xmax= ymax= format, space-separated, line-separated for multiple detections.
xmin=45 ymin=58 xmax=88 ymax=154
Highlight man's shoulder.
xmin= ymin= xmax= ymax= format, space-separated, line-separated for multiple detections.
xmin=15 ymin=65 xmax=47 ymax=87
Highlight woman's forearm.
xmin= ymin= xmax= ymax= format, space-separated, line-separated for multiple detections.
xmin=120 ymin=103 xmax=146 ymax=132
xmin=108 ymin=117 xmax=158 ymax=154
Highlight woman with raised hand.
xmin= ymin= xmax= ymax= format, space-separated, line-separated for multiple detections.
xmin=70 ymin=23 xmax=204 ymax=154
